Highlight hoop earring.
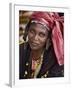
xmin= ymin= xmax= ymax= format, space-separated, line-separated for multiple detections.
xmin=46 ymin=39 xmax=51 ymax=50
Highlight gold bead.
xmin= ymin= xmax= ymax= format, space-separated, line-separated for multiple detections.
xmin=46 ymin=71 xmax=48 ymax=74
xmin=25 ymin=71 xmax=28 ymax=75
xmin=44 ymin=74 xmax=47 ymax=77
xmin=26 ymin=63 xmax=29 ymax=66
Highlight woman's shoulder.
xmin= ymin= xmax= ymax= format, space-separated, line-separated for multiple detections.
xmin=44 ymin=46 xmax=64 ymax=77
xmin=19 ymin=42 xmax=29 ymax=50
xmin=48 ymin=64 xmax=64 ymax=77
xmin=19 ymin=42 xmax=30 ymax=57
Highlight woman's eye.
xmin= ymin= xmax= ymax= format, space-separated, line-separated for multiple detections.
xmin=29 ymin=29 xmax=35 ymax=34
xmin=39 ymin=33 xmax=46 ymax=37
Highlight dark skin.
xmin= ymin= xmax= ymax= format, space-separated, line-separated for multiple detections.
xmin=28 ymin=23 xmax=49 ymax=60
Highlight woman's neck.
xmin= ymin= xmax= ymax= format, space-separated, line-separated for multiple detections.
xmin=31 ymin=49 xmax=44 ymax=60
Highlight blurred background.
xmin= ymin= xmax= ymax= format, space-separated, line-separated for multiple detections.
xmin=19 ymin=11 xmax=33 ymax=44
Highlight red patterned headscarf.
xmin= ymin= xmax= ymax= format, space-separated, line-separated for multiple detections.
xmin=30 ymin=11 xmax=64 ymax=66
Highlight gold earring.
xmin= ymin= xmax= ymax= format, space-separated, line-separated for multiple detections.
xmin=46 ymin=39 xmax=50 ymax=50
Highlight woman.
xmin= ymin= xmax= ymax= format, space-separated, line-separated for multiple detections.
xmin=19 ymin=11 xmax=64 ymax=79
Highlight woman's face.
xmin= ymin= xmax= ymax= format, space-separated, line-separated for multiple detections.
xmin=28 ymin=23 xmax=48 ymax=50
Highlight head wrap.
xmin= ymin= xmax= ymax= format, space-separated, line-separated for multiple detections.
xmin=29 ymin=11 xmax=64 ymax=66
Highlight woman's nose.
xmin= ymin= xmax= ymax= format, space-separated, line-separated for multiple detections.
xmin=34 ymin=35 xmax=38 ymax=41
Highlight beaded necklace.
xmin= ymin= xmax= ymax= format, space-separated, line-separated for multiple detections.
xmin=31 ymin=51 xmax=44 ymax=78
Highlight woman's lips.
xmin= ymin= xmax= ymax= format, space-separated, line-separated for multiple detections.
xmin=31 ymin=42 xmax=39 ymax=46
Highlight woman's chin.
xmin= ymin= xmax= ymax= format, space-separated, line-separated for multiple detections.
xmin=30 ymin=46 xmax=39 ymax=50
xmin=29 ymin=43 xmax=39 ymax=50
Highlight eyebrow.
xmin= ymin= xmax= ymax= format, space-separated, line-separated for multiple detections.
xmin=29 ymin=26 xmax=48 ymax=37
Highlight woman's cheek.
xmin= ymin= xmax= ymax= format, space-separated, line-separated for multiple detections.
xmin=39 ymin=38 xmax=47 ymax=46
xmin=28 ymin=33 xmax=34 ymax=39
xmin=40 ymin=36 xmax=47 ymax=43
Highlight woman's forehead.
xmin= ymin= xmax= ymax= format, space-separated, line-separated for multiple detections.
xmin=29 ymin=23 xmax=48 ymax=32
